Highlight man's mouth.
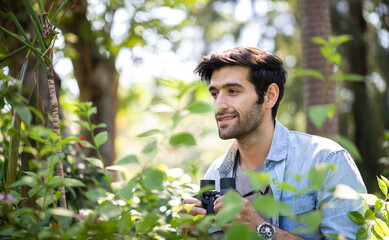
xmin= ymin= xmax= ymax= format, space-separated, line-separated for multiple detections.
xmin=216 ymin=114 xmax=237 ymax=123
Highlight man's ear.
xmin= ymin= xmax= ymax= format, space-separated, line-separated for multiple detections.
xmin=264 ymin=83 xmax=279 ymax=109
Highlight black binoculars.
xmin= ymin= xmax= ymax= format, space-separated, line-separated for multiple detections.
xmin=199 ymin=177 xmax=236 ymax=215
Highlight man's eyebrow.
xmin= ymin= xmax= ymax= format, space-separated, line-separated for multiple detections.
xmin=208 ymin=83 xmax=245 ymax=92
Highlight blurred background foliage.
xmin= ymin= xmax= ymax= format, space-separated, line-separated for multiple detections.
xmin=1 ymin=0 xmax=388 ymax=193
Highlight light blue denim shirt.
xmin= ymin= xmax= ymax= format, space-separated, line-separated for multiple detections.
xmin=204 ymin=120 xmax=366 ymax=239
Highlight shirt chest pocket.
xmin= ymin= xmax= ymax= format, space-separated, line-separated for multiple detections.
xmin=279 ymin=192 xmax=318 ymax=239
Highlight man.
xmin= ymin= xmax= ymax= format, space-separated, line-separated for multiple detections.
xmin=178 ymin=46 xmax=366 ymax=239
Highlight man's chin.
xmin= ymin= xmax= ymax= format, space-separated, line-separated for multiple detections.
xmin=218 ymin=132 xmax=234 ymax=140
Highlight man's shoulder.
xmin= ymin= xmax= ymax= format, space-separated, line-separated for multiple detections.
xmin=285 ymin=130 xmax=350 ymax=169
xmin=289 ymin=130 xmax=344 ymax=152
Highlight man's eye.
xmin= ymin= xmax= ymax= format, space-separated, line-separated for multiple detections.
xmin=229 ymin=89 xmax=238 ymax=94
xmin=210 ymin=92 xmax=218 ymax=98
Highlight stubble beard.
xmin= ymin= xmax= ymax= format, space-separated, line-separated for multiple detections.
xmin=217 ymin=103 xmax=264 ymax=140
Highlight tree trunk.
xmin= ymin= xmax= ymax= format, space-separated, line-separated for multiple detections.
xmin=61 ymin=2 xmax=118 ymax=166
xmin=300 ymin=0 xmax=338 ymax=136
xmin=331 ymin=0 xmax=381 ymax=191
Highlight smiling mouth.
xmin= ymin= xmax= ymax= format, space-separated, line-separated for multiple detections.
xmin=217 ymin=115 xmax=236 ymax=123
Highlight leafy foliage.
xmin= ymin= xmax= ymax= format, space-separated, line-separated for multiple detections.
xmin=348 ymin=175 xmax=389 ymax=239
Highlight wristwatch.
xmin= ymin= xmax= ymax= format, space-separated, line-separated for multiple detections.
xmin=256 ymin=222 xmax=276 ymax=239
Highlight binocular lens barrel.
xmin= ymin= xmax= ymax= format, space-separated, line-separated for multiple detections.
xmin=200 ymin=179 xmax=215 ymax=188
xmin=220 ymin=177 xmax=236 ymax=195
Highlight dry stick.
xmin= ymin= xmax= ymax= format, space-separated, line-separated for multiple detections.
xmin=46 ymin=63 xmax=67 ymax=208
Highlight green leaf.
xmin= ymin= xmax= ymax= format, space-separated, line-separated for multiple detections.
xmin=119 ymin=180 xmax=135 ymax=201
xmin=56 ymin=137 xmax=79 ymax=148
xmin=9 ymin=176 xmax=35 ymax=188
xmin=377 ymin=176 xmax=388 ymax=197
xmin=50 ymin=208 xmax=75 ymax=217
xmin=245 ymin=171 xmax=271 ymax=192
xmin=137 ymin=129 xmax=161 ymax=138
xmin=74 ymin=110 xmax=88 ymax=118
xmin=28 ymin=106 xmax=45 ymax=124
xmin=118 ymin=211 xmax=133 ymax=234
xmin=381 ymin=175 xmax=389 ymax=189
xmin=299 ymin=211 xmax=323 ymax=233
xmin=375 ymin=199 xmax=383 ymax=213
xmin=48 ymin=177 xmax=66 ymax=187
xmin=135 ymin=213 xmax=159 ymax=233
xmin=115 ymin=155 xmax=138 ymax=165
xmin=94 ymin=131 xmax=108 ymax=148
xmin=225 ymin=222 xmax=256 ymax=240
xmin=98 ymin=202 xmax=121 ymax=219
xmin=329 ymin=34 xmax=353 ymax=46
xmin=329 ymin=53 xmax=342 ymax=65
xmin=85 ymin=157 xmax=104 ymax=169
xmin=142 ymin=168 xmax=166 ymax=191
xmin=348 ymin=211 xmax=366 ymax=225
xmin=158 ymin=79 xmax=176 ymax=89
xmin=78 ymin=140 xmax=95 ymax=149
xmin=308 ymin=104 xmax=335 ymax=129
xmin=142 ymin=139 xmax=158 ymax=154
xmin=74 ymin=120 xmax=91 ymax=130
xmin=311 ymin=36 xmax=328 ymax=46
xmin=383 ymin=210 xmax=389 ymax=224
xmin=373 ymin=218 xmax=389 ymax=239
xmin=186 ymin=101 xmax=214 ymax=114
xmin=320 ymin=47 xmax=333 ymax=61
xmin=63 ymin=178 xmax=86 ymax=187
xmin=355 ymin=227 xmax=369 ymax=240
xmin=10 ymin=190 xmax=22 ymax=204
xmin=85 ymin=188 xmax=107 ymax=201
xmin=22 ymin=146 xmax=38 ymax=156
xmin=293 ymin=69 xmax=324 ymax=81
xmin=87 ymin=107 xmax=97 ymax=118
xmin=169 ymin=132 xmax=196 ymax=146
xmin=253 ymin=195 xmax=291 ymax=218
xmin=332 ymin=73 xmax=364 ymax=82
xmin=216 ymin=190 xmax=243 ymax=227
xmin=364 ymin=209 xmax=375 ymax=221
xmin=92 ymin=123 xmax=107 ymax=130
xmin=361 ymin=194 xmax=379 ymax=206
xmin=332 ymin=135 xmax=362 ymax=163
xmin=15 ymin=104 xmax=32 ymax=125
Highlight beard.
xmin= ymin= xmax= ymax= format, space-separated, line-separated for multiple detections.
xmin=216 ymin=103 xmax=264 ymax=140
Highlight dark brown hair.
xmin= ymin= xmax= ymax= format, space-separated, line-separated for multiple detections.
xmin=194 ymin=46 xmax=287 ymax=121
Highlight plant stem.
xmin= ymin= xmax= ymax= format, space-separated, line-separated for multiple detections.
xmin=46 ymin=63 xmax=67 ymax=208
xmin=5 ymin=116 xmax=21 ymax=193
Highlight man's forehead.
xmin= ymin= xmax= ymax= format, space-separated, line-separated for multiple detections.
xmin=210 ymin=65 xmax=251 ymax=87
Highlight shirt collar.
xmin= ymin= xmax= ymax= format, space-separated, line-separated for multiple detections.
xmin=218 ymin=120 xmax=289 ymax=177
xmin=266 ymin=120 xmax=289 ymax=162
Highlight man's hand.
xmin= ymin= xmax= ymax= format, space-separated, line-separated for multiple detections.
xmin=214 ymin=195 xmax=264 ymax=231
xmin=178 ymin=197 xmax=207 ymax=216
xmin=177 ymin=197 xmax=207 ymax=233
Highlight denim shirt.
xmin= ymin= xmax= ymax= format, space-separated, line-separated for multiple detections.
xmin=204 ymin=120 xmax=367 ymax=239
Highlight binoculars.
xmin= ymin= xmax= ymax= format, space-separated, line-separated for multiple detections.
xmin=199 ymin=178 xmax=236 ymax=215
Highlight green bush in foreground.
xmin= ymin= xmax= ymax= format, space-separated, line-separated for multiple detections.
xmin=1 ymin=100 xmax=387 ymax=239
xmin=349 ymin=175 xmax=389 ymax=239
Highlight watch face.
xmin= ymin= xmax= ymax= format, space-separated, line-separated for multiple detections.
xmin=259 ymin=223 xmax=275 ymax=239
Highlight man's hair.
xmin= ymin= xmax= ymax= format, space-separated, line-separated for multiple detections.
xmin=194 ymin=46 xmax=287 ymax=121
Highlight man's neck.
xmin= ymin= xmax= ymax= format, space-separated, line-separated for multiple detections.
xmin=236 ymin=120 xmax=275 ymax=171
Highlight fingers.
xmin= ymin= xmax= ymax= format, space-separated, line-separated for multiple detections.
xmin=221 ymin=222 xmax=233 ymax=231
xmin=178 ymin=198 xmax=207 ymax=216
xmin=213 ymin=196 xmax=224 ymax=214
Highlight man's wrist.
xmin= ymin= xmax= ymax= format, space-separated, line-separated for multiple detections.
xmin=256 ymin=221 xmax=276 ymax=239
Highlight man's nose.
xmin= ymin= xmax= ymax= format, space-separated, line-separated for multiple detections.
xmin=214 ymin=92 xmax=228 ymax=110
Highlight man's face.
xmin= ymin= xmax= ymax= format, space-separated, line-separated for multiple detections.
xmin=209 ymin=65 xmax=264 ymax=140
